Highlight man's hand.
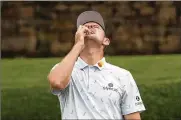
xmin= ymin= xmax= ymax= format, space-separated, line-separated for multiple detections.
xmin=75 ymin=25 xmax=90 ymax=51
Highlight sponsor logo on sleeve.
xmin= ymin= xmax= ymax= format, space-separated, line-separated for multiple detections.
xmin=136 ymin=96 xmax=140 ymax=101
xmin=135 ymin=96 xmax=143 ymax=106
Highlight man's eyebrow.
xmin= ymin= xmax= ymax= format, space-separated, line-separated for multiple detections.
xmin=84 ymin=24 xmax=100 ymax=28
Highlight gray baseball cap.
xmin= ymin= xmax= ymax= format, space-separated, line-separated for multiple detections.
xmin=77 ymin=11 xmax=105 ymax=31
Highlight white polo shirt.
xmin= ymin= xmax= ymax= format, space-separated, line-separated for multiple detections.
xmin=51 ymin=57 xmax=146 ymax=119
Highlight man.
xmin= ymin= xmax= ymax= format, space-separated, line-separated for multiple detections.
xmin=48 ymin=11 xmax=146 ymax=119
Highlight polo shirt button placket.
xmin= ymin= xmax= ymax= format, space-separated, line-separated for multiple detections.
xmin=88 ymin=66 xmax=94 ymax=90
xmin=87 ymin=66 xmax=91 ymax=90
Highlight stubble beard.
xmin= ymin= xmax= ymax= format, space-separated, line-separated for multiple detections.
xmin=85 ymin=35 xmax=97 ymax=41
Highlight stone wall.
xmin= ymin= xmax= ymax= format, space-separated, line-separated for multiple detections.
xmin=1 ymin=1 xmax=181 ymax=57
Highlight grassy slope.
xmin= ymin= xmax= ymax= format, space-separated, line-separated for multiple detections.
xmin=2 ymin=55 xmax=181 ymax=120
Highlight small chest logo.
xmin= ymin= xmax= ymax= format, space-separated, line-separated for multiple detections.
xmin=103 ymin=83 xmax=118 ymax=93
xmin=108 ymin=83 xmax=113 ymax=87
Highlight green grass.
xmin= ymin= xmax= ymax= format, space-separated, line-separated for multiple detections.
xmin=2 ymin=55 xmax=181 ymax=120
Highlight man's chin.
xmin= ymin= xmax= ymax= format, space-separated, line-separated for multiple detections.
xmin=85 ymin=35 xmax=97 ymax=40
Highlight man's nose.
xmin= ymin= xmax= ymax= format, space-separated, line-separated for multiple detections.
xmin=87 ymin=25 xmax=93 ymax=29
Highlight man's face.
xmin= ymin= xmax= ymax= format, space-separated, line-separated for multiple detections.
xmin=83 ymin=22 xmax=106 ymax=44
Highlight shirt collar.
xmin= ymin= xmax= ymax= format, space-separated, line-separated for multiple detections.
xmin=76 ymin=57 xmax=106 ymax=70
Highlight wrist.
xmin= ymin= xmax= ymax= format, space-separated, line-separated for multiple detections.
xmin=74 ymin=42 xmax=84 ymax=51
xmin=72 ymin=43 xmax=84 ymax=54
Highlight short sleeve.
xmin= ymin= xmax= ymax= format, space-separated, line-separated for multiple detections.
xmin=51 ymin=81 xmax=71 ymax=95
xmin=49 ymin=63 xmax=72 ymax=96
xmin=121 ymin=72 xmax=146 ymax=115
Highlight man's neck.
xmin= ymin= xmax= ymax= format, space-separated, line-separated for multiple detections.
xmin=79 ymin=47 xmax=104 ymax=65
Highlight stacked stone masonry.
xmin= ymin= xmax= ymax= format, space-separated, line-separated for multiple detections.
xmin=1 ymin=1 xmax=181 ymax=57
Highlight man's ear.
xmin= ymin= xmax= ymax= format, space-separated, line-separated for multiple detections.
xmin=103 ymin=37 xmax=110 ymax=46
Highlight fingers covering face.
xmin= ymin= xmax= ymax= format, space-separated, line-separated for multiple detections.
xmin=77 ymin=25 xmax=90 ymax=35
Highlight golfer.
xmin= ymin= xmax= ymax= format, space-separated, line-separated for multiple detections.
xmin=48 ymin=11 xmax=146 ymax=119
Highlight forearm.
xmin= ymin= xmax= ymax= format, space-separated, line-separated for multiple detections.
xmin=124 ymin=112 xmax=141 ymax=120
xmin=48 ymin=43 xmax=83 ymax=89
